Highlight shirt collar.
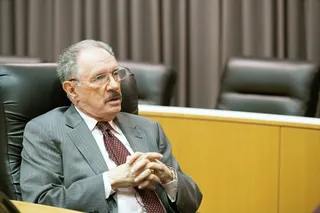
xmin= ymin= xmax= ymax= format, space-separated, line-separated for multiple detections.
xmin=75 ymin=106 xmax=120 ymax=133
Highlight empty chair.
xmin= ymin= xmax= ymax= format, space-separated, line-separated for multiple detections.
xmin=216 ymin=57 xmax=320 ymax=117
xmin=118 ymin=61 xmax=176 ymax=106
xmin=0 ymin=63 xmax=138 ymax=200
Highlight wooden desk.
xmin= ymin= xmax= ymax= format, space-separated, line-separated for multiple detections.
xmin=11 ymin=201 xmax=83 ymax=213
xmin=139 ymin=105 xmax=320 ymax=213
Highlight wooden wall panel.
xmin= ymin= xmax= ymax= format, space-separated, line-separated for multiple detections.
xmin=144 ymin=115 xmax=279 ymax=213
xmin=279 ymin=127 xmax=320 ymax=213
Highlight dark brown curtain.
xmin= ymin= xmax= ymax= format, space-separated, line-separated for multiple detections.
xmin=1 ymin=0 xmax=320 ymax=108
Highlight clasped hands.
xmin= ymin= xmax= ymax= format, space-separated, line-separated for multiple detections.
xmin=107 ymin=152 xmax=174 ymax=191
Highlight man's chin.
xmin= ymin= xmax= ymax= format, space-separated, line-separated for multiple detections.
xmin=106 ymin=101 xmax=121 ymax=113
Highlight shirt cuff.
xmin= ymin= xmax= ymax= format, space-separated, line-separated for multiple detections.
xmin=103 ymin=172 xmax=116 ymax=199
xmin=161 ymin=171 xmax=178 ymax=202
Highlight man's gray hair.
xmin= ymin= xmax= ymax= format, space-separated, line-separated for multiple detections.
xmin=57 ymin=39 xmax=114 ymax=83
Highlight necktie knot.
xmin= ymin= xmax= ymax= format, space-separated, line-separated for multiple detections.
xmin=96 ymin=121 xmax=113 ymax=132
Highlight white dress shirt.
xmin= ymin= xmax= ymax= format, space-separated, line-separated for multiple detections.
xmin=75 ymin=108 xmax=178 ymax=213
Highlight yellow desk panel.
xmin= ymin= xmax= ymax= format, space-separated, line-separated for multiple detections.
xmin=279 ymin=127 xmax=320 ymax=213
xmin=11 ymin=201 xmax=83 ymax=213
xmin=143 ymin=115 xmax=279 ymax=213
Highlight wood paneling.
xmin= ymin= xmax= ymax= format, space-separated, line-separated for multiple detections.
xmin=139 ymin=105 xmax=320 ymax=213
xmin=144 ymin=115 xmax=279 ymax=213
xmin=279 ymin=127 xmax=320 ymax=213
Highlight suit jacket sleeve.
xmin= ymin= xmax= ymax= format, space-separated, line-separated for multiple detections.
xmin=20 ymin=120 xmax=108 ymax=212
xmin=156 ymin=122 xmax=203 ymax=213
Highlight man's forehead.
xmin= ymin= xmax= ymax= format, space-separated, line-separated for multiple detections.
xmin=78 ymin=47 xmax=113 ymax=62
xmin=77 ymin=47 xmax=117 ymax=73
xmin=90 ymin=60 xmax=118 ymax=73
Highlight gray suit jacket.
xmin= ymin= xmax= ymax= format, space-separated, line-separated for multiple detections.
xmin=20 ymin=105 xmax=202 ymax=213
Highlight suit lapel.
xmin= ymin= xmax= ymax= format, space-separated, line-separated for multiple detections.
xmin=115 ymin=113 xmax=151 ymax=153
xmin=65 ymin=105 xmax=108 ymax=175
xmin=64 ymin=108 xmax=156 ymax=175
xmin=116 ymin=113 xmax=174 ymax=212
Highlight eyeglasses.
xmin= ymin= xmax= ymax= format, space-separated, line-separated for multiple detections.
xmin=69 ymin=67 xmax=130 ymax=86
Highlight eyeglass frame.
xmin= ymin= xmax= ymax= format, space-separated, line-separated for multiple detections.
xmin=68 ymin=66 xmax=130 ymax=86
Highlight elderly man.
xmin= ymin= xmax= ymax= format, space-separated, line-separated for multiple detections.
xmin=20 ymin=40 xmax=202 ymax=213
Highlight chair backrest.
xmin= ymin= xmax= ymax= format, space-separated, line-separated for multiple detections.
xmin=118 ymin=61 xmax=176 ymax=106
xmin=0 ymin=56 xmax=41 ymax=64
xmin=216 ymin=57 xmax=320 ymax=117
xmin=0 ymin=63 xmax=138 ymax=200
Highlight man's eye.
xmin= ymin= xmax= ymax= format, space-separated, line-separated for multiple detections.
xmin=95 ymin=74 xmax=106 ymax=81
xmin=113 ymin=71 xmax=119 ymax=77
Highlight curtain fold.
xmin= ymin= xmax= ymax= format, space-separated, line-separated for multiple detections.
xmin=0 ymin=0 xmax=13 ymax=55
xmin=0 ymin=0 xmax=319 ymax=108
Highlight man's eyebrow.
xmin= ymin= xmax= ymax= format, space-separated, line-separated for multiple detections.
xmin=112 ymin=67 xmax=120 ymax=71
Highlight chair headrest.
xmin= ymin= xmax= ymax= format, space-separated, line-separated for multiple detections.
xmin=217 ymin=57 xmax=320 ymax=117
xmin=119 ymin=61 xmax=176 ymax=106
xmin=0 ymin=56 xmax=41 ymax=64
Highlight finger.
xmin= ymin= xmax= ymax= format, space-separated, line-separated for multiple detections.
xmin=126 ymin=152 xmax=143 ymax=164
xmin=144 ymin=183 xmax=156 ymax=191
xmin=138 ymin=174 xmax=161 ymax=190
xmin=134 ymin=168 xmax=153 ymax=183
xmin=131 ymin=159 xmax=150 ymax=174
xmin=143 ymin=152 xmax=163 ymax=161
xmin=130 ymin=153 xmax=163 ymax=173
xmin=154 ymin=159 xmax=169 ymax=172
xmin=155 ymin=159 xmax=165 ymax=165
xmin=155 ymin=159 xmax=173 ymax=174
xmin=138 ymin=180 xmax=153 ymax=190
xmin=146 ymin=161 xmax=165 ymax=172
xmin=135 ymin=152 xmax=163 ymax=161
xmin=130 ymin=152 xmax=162 ymax=166
xmin=146 ymin=174 xmax=161 ymax=184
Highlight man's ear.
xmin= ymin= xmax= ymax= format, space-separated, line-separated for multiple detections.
xmin=62 ymin=81 xmax=78 ymax=100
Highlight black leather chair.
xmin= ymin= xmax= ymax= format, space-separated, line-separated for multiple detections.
xmin=0 ymin=63 xmax=139 ymax=200
xmin=216 ymin=57 xmax=320 ymax=117
xmin=0 ymin=191 xmax=20 ymax=213
xmin=119 ymin=61 xmax=176 ymax=106
xmin=0 ymin=56 xmax=41 ymax=64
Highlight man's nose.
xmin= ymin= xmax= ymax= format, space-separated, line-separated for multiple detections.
xmin=107 ymin=76 xmax=120 ymax=90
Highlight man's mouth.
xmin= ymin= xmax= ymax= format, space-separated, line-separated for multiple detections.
xmin=109 ymin=97 xmax=120 ymax=101
xmin=106 ymin=95 xmax=122 ymax=102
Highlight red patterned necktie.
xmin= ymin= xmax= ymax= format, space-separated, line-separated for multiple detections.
xmin=97 ymin=122 xmax=166 ymax=213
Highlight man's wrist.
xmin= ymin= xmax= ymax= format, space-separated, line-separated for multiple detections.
xmin=103 ymin=172 xmax=116 ymax=197
xmin=162 ymin=166 xmax=177 ymax=184
xmin=107 ymin=174 xmax=118 ymax=192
